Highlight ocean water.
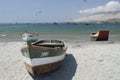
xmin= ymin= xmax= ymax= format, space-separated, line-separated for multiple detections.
xmin=0 ymin=23 xmax=120 ymax=42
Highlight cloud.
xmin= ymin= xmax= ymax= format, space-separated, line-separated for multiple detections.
xmin=80 ymin=1 xmax=120 ymax=14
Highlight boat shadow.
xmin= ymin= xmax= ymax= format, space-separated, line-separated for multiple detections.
xmin=32 ymin=54 xmax=77 ymax=80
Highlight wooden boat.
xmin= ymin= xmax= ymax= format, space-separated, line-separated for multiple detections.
xmin=22 ymin=31 xmax=39 ymax=42
xmin=90 ymin=30 xmax=109 ymax=41
xmin=21 ymin=32 xmax=67 ymax=76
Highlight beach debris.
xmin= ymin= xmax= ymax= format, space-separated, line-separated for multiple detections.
xmin=107 ymin=41 xmax=114 ymax=44
xmin=97 ymin=59 xmax=104 ymax=62
xmin=76 ymin=45 xmax=81 ymax=47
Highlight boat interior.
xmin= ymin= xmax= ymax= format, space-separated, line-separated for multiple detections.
xmin=32 ymin=40 xmax=65 ymax=48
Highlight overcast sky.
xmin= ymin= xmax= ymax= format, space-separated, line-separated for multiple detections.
xmin=0 ymin=0 xmax=120 ymax=23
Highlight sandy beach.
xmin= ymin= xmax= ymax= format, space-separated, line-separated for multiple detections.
xmin=0 ymin=40 xmax=120 ymax=80
xmin=0 ymin=0 xmax=120 ymax=79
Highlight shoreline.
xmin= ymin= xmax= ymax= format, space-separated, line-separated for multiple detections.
xmin=0 ymin=33 xmax=120 ymax=42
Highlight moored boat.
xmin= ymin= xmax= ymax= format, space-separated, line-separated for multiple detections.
xmin=21 ymin=32 xmax=67 ymax=76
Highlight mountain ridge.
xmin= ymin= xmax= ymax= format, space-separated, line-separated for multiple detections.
xmin=72 ymin=12 xmax=120 ymax=23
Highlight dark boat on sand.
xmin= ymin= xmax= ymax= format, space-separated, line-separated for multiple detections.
xmin=90 ymin=30 xmax=109 ymax=41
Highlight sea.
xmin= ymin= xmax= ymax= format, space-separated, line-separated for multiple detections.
xmin=0 ymin=23 xmax=120 ymax=42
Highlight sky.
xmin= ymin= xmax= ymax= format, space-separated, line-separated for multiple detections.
xmin=0 ymin=0 xmax=120 ymax=23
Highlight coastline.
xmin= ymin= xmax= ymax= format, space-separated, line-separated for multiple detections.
xmin=0 ymin=33 xmax=120 ymax=42
xmin=0 ymin=40 xmax=120 ymax=80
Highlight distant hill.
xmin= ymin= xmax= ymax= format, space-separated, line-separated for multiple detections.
xmin=104 ymin=18 xmax=120 ymax=23
xmin=72 ymin=12 xmax=120 ymax=23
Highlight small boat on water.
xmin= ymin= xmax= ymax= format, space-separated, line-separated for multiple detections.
xmin=90 ymin=30 xmax=109 ymax=41
xmin=21 ymin=32 xmax=67 ymax=76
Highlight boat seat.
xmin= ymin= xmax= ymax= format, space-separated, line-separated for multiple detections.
xmin=36 ymin=43 xmax=64 ymax=47
xmin=32 ymin=40 xmax=64 ymax=47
